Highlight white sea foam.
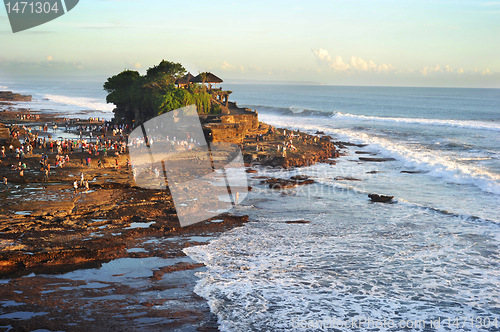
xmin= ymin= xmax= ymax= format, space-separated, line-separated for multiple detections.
xmin=333 ymin=111 xmax=500 ymax=133
xmin=259 ymin=114 xmax=500 ymax=196
xmin=252 ymin=105 xmax=500 ymax=133
xmin=41 ymin=94 xmax=114 ymax=112
xmin=185 ymin=214 xmax=500 ymax=332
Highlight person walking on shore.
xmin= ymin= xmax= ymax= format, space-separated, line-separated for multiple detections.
xmin=73 ymin=180 xmax=78 ymax=194
xmin=80 ymin=173 xmax=85 ymax=187
xmin=44 ymin=168 xmax=49 ymax=182
xmin=3 ymin=177 xmax=7 ymax=186
xmin=84 ymin=180 xmax=89 ymax=193
xmin=19 ymin=169 xmax=25 ymax=183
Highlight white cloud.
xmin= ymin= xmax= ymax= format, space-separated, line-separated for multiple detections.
xmin=445 ymin=65 xmax=453 ymax=72
xmin=221 ymin=61 xmax=233 ymax=70
xmin=419 ymin=64 xmax=441 ymax=76
xmin=377 ymin=63 xmax=395 ymax=72
xmin=249 ymin=65 xmax=263 ymax=71
xmin=313 ymin=48 xmax=394 ymax=73
xmin=330 ymin=55 xmax=350 ymax=71
xmin=482 ymin=69 xmax=492 ymax=75
xmin=350 ymin=56 xmax=377 ymax=71
xmin=457 ymin=68 xmax=464 ymax=74
xmin=46 ymin=55 xmax=53 ymax=61
xmin=126 ymin=62 xmax=141 ymax=69
xmin=312 ymin=48 xmax=332 ymax=63
xmin=312 ymin=48 xmax=349 ymax=71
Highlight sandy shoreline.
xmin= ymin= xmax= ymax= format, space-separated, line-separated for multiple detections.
xmin=0 ymin=100 xmax=346 ymax=331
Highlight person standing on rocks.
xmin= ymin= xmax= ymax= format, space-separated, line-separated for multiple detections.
xmin=84 ymin=180 xmax=89 ymax=193
xmin=73 ymin=180 xmax=78 ymax=194
xmin=44 ymin=168 xmax=49 ymax=182
xmin=19 ymin=169 xmax=25 ymax=183
xmin=3 ymin=177 xmax=7 ymax=186
xmin=80 ymin=173 xmax=85 ymax=186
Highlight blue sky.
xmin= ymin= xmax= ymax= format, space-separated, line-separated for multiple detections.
xmin=0 ymin=0 xmax=499 ymax=87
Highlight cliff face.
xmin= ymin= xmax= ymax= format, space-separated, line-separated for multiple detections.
xmin=201 ymin=102 xmax=259 ymax=144
xmin=0 ymin=91 xmax=32 ymax=102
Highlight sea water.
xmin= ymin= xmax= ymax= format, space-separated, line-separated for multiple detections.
xmin=184 ymin=85 xmax=500 ymax=331
xmin=1 ymin=76 xmax=114 ymax=119
xmin=2 ymin=79 xmax=499 ymax=331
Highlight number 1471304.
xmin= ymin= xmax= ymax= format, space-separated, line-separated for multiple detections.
xmin=5 ymin=2 xmax=59 ymax=14
xmin=446 ymin=317 xmax=498 ymax=329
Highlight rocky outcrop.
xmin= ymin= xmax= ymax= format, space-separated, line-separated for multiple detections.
xmin=201 ymin=102 xmax=259 ymax=144
xmin=0 ymin=91 xmax=32 ymax=102
xmin=368 ymin=194 xmax=394 ymax=203
xmin=266 ymin=176 xmax=315 ymax=189
xmin=359 ymin=157 xmax=396 ymax=162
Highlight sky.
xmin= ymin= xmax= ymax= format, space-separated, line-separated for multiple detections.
xmin=0 ymin=0 xmax=499 ymax=87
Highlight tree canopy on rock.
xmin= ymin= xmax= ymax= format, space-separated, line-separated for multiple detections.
xmin=104 ymin=60 xmax=217 ymax=125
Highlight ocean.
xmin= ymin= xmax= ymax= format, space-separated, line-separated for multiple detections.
xmin=2 ymin=78 xmax=499 ymax=331
xmin=185 ymin=84 xmax=500 ymax=331
xmin=0 ymin=76 xmax=114 ymax=119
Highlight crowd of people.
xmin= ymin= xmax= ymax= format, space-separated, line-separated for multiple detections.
xmin=0 ymin=119 xmax=132 ymax=188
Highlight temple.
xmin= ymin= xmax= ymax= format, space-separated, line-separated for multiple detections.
xmin=175 ymin=72 xmax=260 ymax=144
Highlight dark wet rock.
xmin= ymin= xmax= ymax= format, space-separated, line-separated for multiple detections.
xmin=151 ymin=262 xmax=205 ymax=281
xmin=246 ymin=169 xmax=258 ymax=173
xmin=286 ymin=220 xmax=311 ymax=224
xmin=401 ymin=170 xmax=422 ymax=174
xmin=355 ymin=151 xmax=375 ymax=155
xmin=368 ymin=194 xmax=394 ymax=203
xmin=366 ymin=171 xmax=381 ymax=174
xmin=290 ymin=175 xmax=309 ymax=181
xmin=359 ymin=157 xmax=396 ymax=162
xmin=266 ymin=177 xmax=315 ymax=189
xmin=322 ymin=159 xmax=337 ymax=165
xmin=333 ymin=141 xmax=368 ymax=148
xmin=334 ymin=177 xmax=362 ymax=181
xmin=315 ymin=131 xmax=325 ymax=135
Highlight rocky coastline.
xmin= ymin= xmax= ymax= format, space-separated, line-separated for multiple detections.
xmin=0 ymin=100 xmax=348 ymax=331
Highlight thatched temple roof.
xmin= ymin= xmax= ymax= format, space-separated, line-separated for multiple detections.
xmin=191 ymin=72 xmax=223 ymax=84
xmin=175 ymin=72 xmax=195 ymax=85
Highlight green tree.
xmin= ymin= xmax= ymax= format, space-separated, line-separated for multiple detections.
xmin=103 ymin=70 xmax=141 ymax=106
xmin=146 ymin=60 xmax=186 ymax=80
xmin=104 ymin=60 xmax=220 ymax=124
